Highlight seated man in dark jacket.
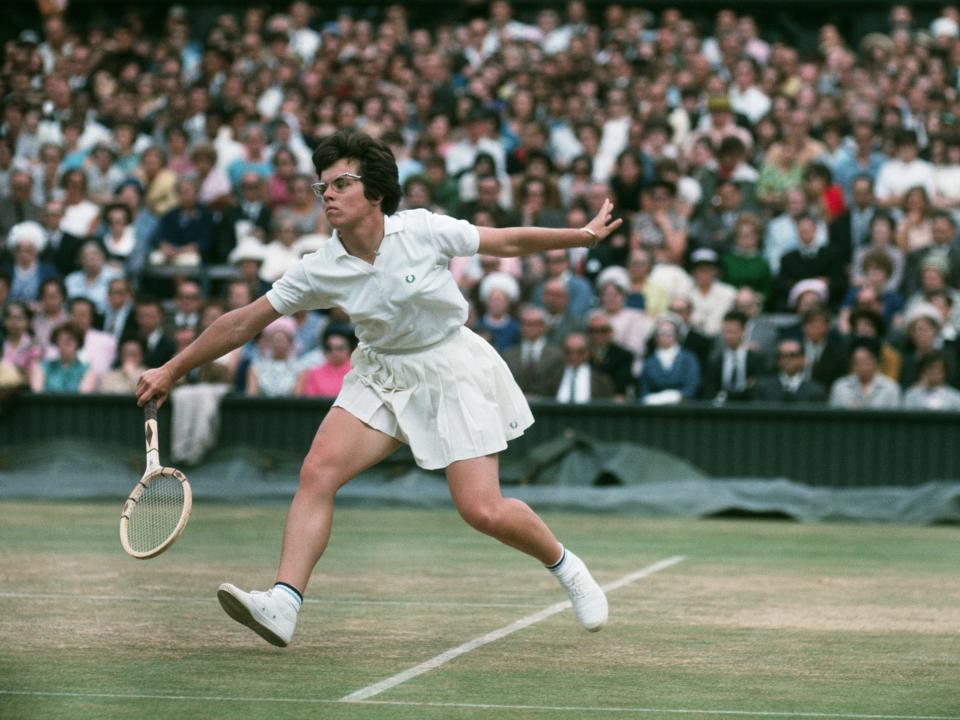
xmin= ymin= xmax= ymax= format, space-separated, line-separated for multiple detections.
xmin=149 ymin=176 xmax=215 ymax=267
xmin=754 ymin=338 xmax=828 ymax=403
xmin=534 ymin=331 xmax=616 ymax=403
xmin=700 ymin=310 xmax=766 ymax=401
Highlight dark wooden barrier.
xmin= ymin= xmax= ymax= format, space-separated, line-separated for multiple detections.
xmin=2 ymin=393 xmax=958 ymax=487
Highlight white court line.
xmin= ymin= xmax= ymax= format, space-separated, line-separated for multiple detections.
xmin=0 ymin=592 xmax=538 ymax=609
xmin=340 ymin=555 xmax=687 ymax=703
xmin=1 ymin=690 xmax=956 ymax=720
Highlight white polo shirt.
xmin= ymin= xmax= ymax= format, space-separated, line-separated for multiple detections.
xmin=266 ymin=209 xmax=479 ymax=352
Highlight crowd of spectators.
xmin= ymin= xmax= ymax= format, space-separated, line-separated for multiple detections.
xmin=2 ymin=0 xmax=960 ymax=412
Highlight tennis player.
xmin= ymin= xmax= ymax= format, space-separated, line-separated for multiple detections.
xmin=136 ymin=130 xmax=621 ymax=647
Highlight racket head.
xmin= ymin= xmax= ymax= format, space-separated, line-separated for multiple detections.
xmin=120 ymin=466 xmax=192 ymax=559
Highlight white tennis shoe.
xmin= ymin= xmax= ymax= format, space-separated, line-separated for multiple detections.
xmin=550 ymin=550 xmax=608 ymax=632
xmin=217 ymin=583 xmax=299 ymax=647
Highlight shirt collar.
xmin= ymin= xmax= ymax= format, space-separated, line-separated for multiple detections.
xmin=332 ymin=213 xmax=403 ymax=259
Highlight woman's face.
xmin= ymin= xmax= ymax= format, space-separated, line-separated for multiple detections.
xmin=485 ymin=289 xmax=510 ymax=316
xmin=852 ymin=348 xmax=878 ymax=382
xmin=324 ymin=336 xmax=351 ymax=367
xmin=316 ymin=158 xmax=374 ymax=229
xmin=600 ymin=283 xmax=625 ymax=312
xmin=655 ymin=322 xmax=678 ymax=349
xmin=119 ymin=340 xmax=144 ymax=366
xmin=13 ymin=241 xmax=38 ymax=268
xmin=277 ymin=222 xmax=298 ymax=247
xmin=41 ymin=282 xmax=64 ymax=312
xmin=871 ymin=219 xmax=893 ymax=245
xmin=274 ymin=153 xmax=296 ymax=177
xmin=55 ymin=331 xmax=79 ymax=361
xmin=290 ymin=178 xmax=313 ymax=206
xmin=905 ymin=188 xmax=927 ymax=212
xmin=269 ymin=331 xmax=293 ymax=359
xmin=910 ymin=318 xmax=938 ymax=350
xmin=735 ymin=224 xmax=759 ymax=251
xmin=3 ymin=304 xmax=28 ymax=338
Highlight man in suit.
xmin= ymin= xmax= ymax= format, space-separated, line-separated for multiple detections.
xmin=163 ymin=280 xmax=204 ymax=336
xmin=213 ymin=171 xmax=273 ymax=263
xmin=533 ymin=249 xmax=595 ymax=321
xmin=0 ymin=169 xmax=41 ymax=240
xmin=776 ymin=213 xmax=847 ymax=311
xmin=540 ymin=277 xmax=583 ymax=345
xmin=798 ymin=307 xmax=848 ymax=391
xmin=584 ymin=310 xmax=635 ymax=400
xmin=102 ymin=276 xmax=139 ymax=342
xmin=734 ymin=286 xmax=778 ymax=368
xmin=502 ymin=304 xmax=564 ymax=395
xmin=535 ymin=331 xmax=615 ymax=403
xmin=753 ymin=338 xmax=828 ymax=403
xmin=700 ymin=309 xmax=766 ymax=401
xmin=134 ymin=297 xmax=176 ymax=369
xmin=901 ymin=211 xmax=960 ymax=297
xmin=828 ymin=174 xmax=877 ymax=265
xmin=456 ymin=173 xmax=520 ymax=227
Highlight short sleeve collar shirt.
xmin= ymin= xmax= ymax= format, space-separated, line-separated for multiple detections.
xmin=266 ymin=209 xmax=479 ymax=352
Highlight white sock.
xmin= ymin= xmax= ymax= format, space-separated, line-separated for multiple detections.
xmin=546 ymin=545 xmax=567 ymax=573
xmin=273 ymin=582 xmax=303 ymax=610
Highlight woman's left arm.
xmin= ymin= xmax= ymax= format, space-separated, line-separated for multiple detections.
xmin=477 ymin=199 xmax=623 ymax=258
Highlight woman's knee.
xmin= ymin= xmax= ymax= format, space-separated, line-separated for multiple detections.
xmin=299 ymin=452 xmax=348 ymax=497
xmin=457 ymin=499 xmax=507 ymax=535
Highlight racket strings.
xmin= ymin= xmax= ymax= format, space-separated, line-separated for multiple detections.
xmin=127 ymin=475 xmax=185 ymax=554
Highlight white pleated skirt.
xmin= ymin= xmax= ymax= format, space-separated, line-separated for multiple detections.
xmin=334 ymin=326 xmax=534 ymax=470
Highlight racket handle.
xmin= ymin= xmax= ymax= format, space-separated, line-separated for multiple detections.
xmin=144 ymin=399 xmax=158 ymax=422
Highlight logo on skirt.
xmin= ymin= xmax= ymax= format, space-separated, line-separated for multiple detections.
xmin=405 ymin=274 xmax=416 ymax=283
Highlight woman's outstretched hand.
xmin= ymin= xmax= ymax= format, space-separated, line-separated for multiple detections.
xmin=583 ymin=198 xmax=624 ymax=245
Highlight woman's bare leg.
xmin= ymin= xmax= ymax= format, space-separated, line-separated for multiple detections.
xmin=276 ymin=408 xmax=402 ymax=592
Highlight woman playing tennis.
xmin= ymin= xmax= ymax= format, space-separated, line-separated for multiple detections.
xmin=136 ymin=130 xmax=622 ymax=647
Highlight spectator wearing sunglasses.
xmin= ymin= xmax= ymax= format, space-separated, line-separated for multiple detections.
xmin=753 ymin=338 xmax=828 ymax=403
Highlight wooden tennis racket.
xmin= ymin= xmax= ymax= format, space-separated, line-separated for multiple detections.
xmin=120 ymin=399 xmax=192 ymax=559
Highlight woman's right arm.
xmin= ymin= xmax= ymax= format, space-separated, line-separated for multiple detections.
xmin=136 ymin=295 xmax=281 ymax=406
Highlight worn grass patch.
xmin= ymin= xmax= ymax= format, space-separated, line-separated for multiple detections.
xmin=1 ymin=502 xmax=959 ymax=719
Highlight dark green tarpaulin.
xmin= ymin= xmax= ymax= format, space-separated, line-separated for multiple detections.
xmin=3 ymin=437 xmax=959 ymax=524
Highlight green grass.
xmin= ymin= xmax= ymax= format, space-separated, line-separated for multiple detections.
xmin=1 ymin=501 xmax=959 ymax=719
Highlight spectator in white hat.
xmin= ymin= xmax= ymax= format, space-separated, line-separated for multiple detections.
xmin=5 ymin=221 xmax=58 ymax=304
xmin=595 ymin=265 xmax=654 ymax=361
xmin=688 ymin=247 xmax=736 ymax=337
xmin=474 ymin=271 xmax=521 ymax=353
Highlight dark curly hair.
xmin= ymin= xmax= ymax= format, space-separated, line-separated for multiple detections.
xmin=312 ymin=130 xmax=402 ymax=215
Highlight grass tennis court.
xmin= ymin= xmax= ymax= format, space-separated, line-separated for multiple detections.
xmin=1 ymin=501 xmax=959 ymax=720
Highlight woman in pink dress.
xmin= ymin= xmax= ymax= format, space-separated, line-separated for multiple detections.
xmin=2 ymin=301 xmax=43 ymax=385
xmin=294 ymin=327 xmax=355 ymax=398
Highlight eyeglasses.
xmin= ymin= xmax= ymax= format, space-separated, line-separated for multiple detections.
xmin=311 ymin=172 xmax=363 ymax=198
xmin=778 ymin=350 xmax=803 ymax=358
xmin=326 ymin=343 xmax=349 ymax=352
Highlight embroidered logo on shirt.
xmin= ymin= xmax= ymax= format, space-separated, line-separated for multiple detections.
xmin=509 ymin=421 xmax=518 ymax=429
xmin=405 ymin=274 xmax=416 ymax=283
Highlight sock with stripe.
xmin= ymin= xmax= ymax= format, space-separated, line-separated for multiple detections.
xmin=545 ymin=545 xmax=567 ymax=572
xmin=273 ymin=582 xmax=303 ymax=610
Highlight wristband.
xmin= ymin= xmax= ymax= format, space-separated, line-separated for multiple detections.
xmin=582 ymin=227 xmax=599 ymax=248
